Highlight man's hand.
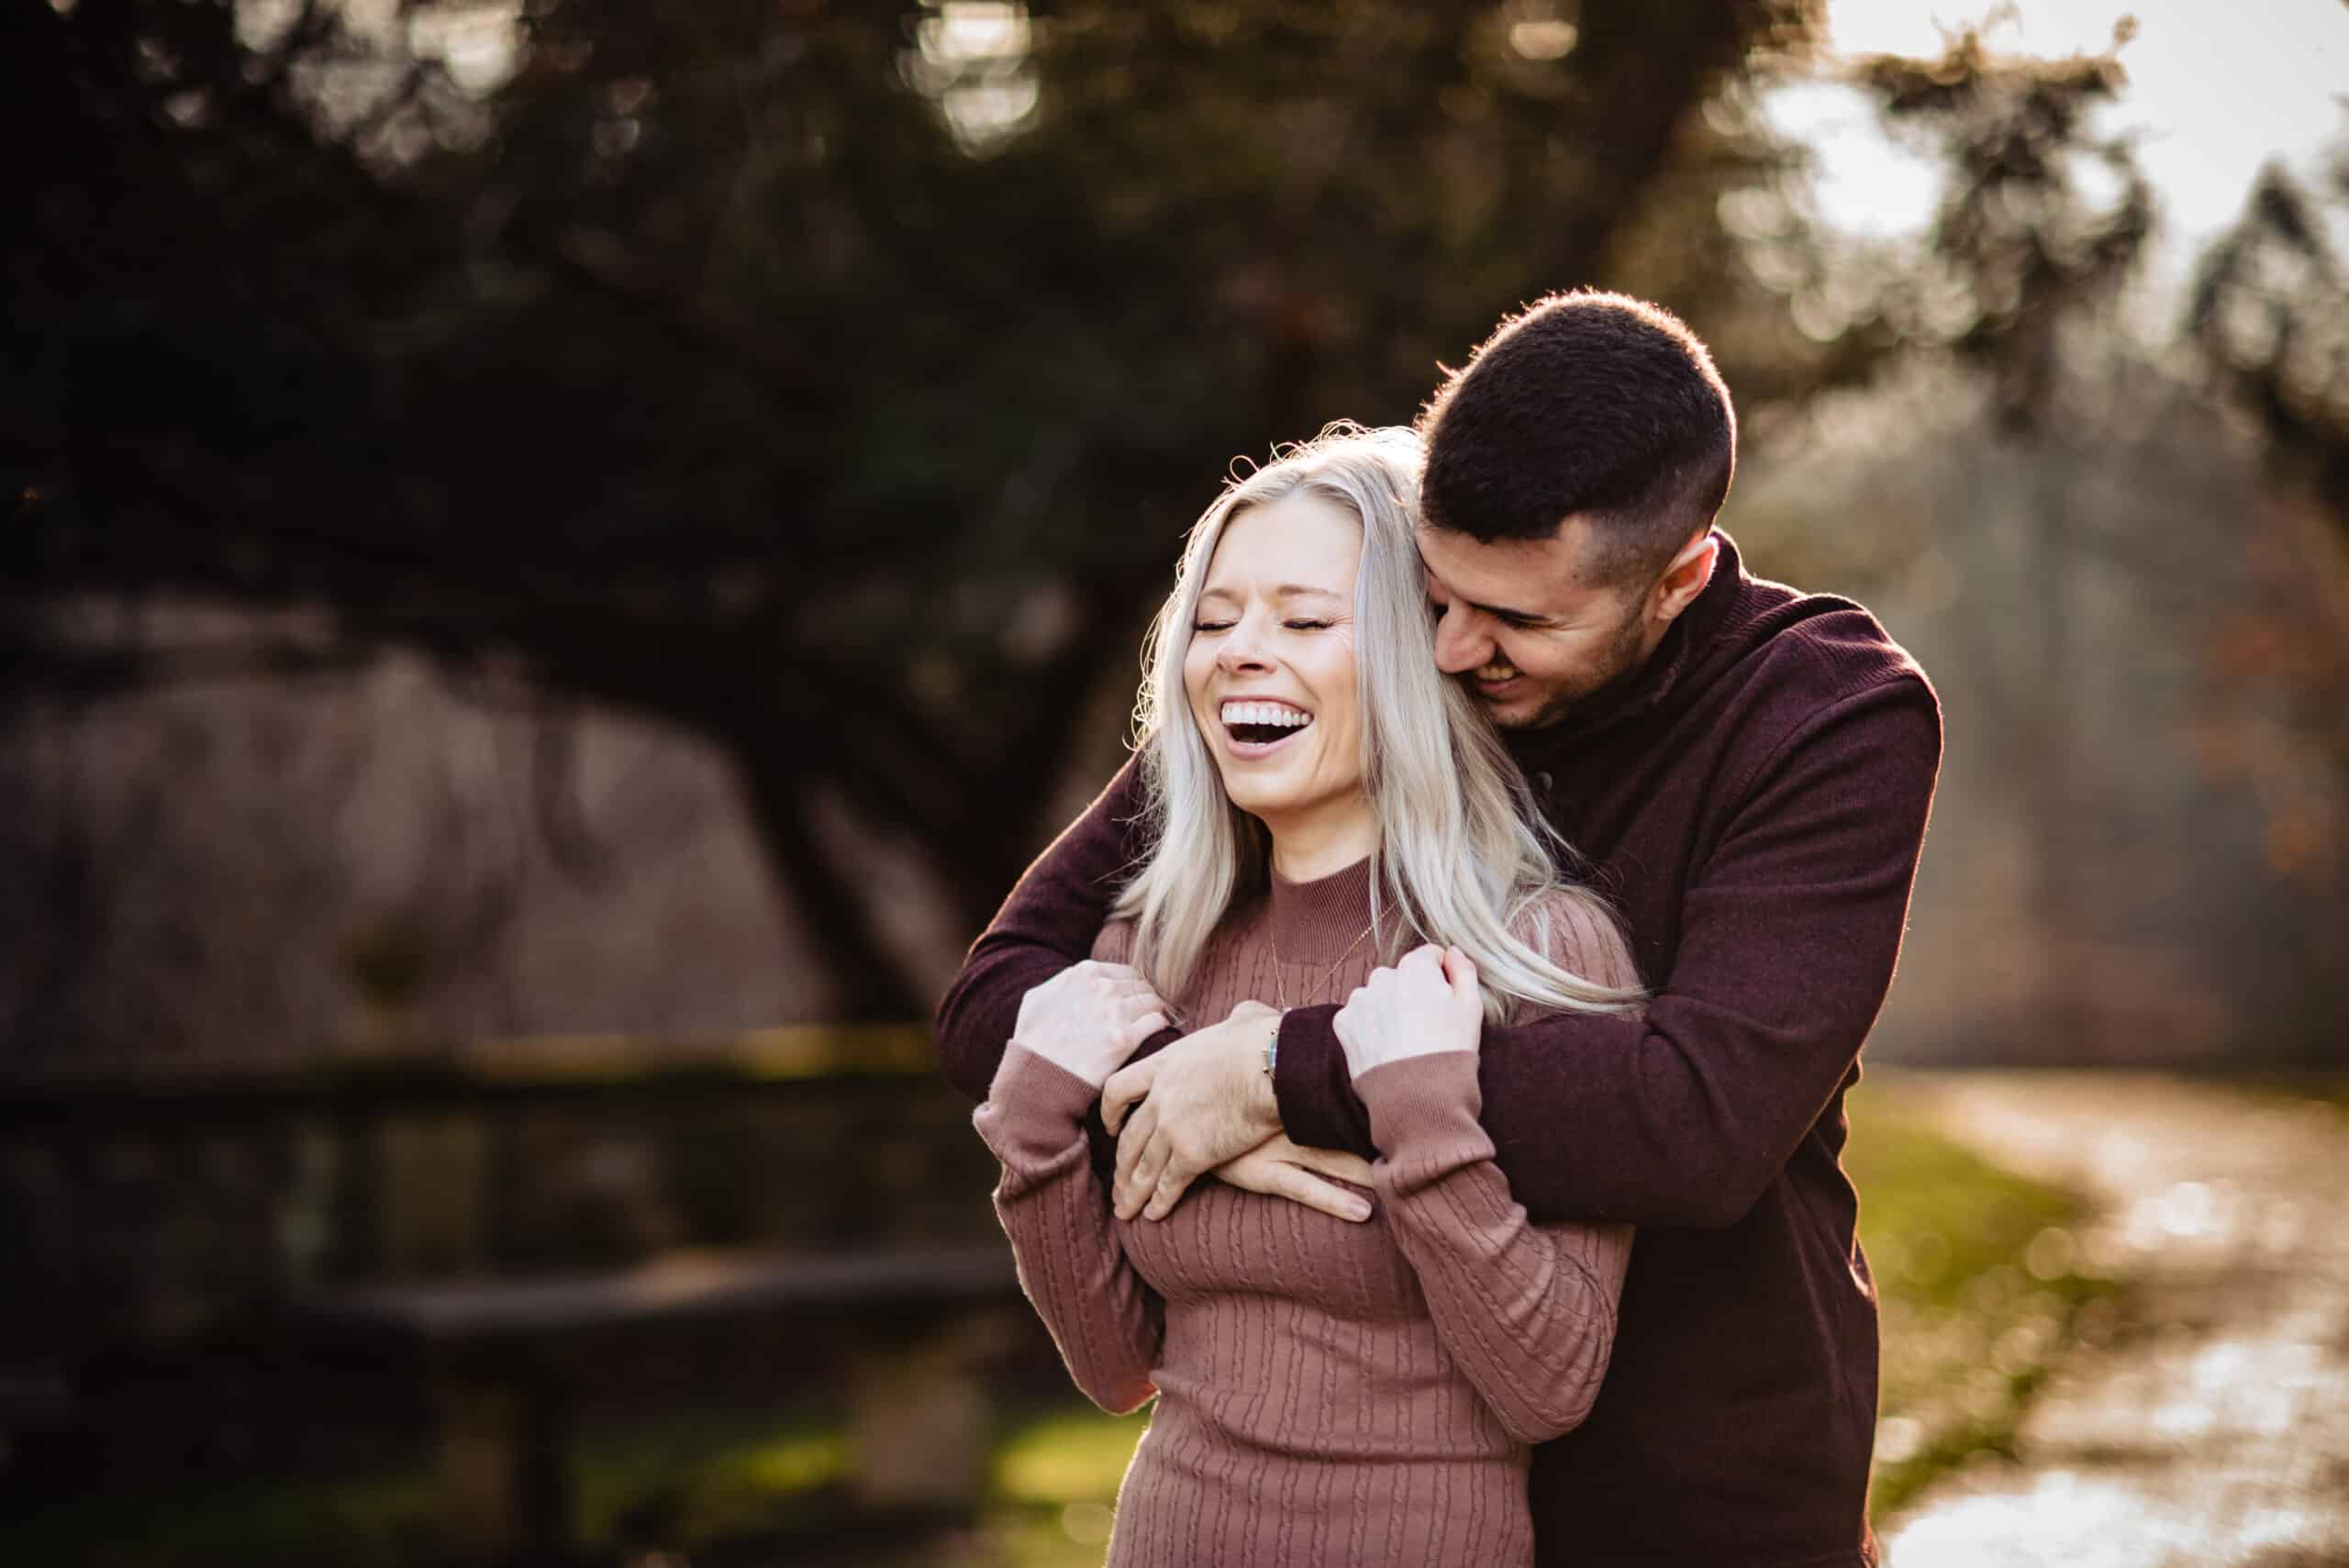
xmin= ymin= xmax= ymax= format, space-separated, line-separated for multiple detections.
xmin=1103 ymin=1000 xmax=1282 ymax=1220
xmin=1003 ymin=961 xmax=1170 ymax=1092
xmin=1333 ymin=944 xmax=1485 ymax=1079
xmin=1213 ymin=1132 xmax=1374 ymax=1222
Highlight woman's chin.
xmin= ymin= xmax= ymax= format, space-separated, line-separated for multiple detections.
xmin=1218 ymin=765 xmax=1309 ymax=817
xmin=1220 ymin=776 xmax=1298 ymax=817
xmin=1220 ymin=773 xmax=1358 ymax=827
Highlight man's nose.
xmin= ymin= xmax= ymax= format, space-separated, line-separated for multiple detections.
xmin=1431 ymin=606 xmax=1488 ymax=674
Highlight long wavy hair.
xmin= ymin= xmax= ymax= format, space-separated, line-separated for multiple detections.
xmin=1110 ymin=422 xmax=1641 ymax=1023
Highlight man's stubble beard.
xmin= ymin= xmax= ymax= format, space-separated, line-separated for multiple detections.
xmin=1482 ymin=601 xmax=1651 ymax=733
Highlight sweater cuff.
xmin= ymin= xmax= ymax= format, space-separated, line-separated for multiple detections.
xmin=974 ymin=1045 xmax=1101 ymax=1168
xmin=1355 ymin=1051 xmax=1492 ymax=1164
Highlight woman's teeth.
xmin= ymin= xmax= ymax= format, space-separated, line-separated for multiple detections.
xmin=1221 ymin=701 xmax=1312 ymax=746
xmin=1220 ymin=701 xmax=1312 ymax=728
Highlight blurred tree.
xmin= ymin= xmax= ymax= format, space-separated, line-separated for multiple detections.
xmin=1851 ymin=25 xmax=2153 ymax=429
xmin=1842 ymin=25 xmax=2153 ymax=1043
xmin=2189 ymin=147 xmax=2349 ymax=531
xmin=6 ymin=0 xmax=1861 ymax=1020
xmin=2186 ymin=146 xmax=2349 ymax=863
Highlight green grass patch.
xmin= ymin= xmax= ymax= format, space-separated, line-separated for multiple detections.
xmin=566 ymin=1410 xmax=849 ymax=1549
xmin=973 ymin=1406 xmax=1151 ymax=1568
xmin=6 ymin=1409 xmax=852 ymax=1568
xmin=993 ymin=1406 xmax=1148 ymax=1507
xmin=1844 ymin=1078 xmax=2119 ymax=1521
xmin=3 ymin=1467 xmax=436 ymax=1568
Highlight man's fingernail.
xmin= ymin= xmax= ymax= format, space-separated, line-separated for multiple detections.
xmin=1346 ymin=1202 xmax=1371 ymax=1221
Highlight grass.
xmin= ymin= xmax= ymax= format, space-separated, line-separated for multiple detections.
xmin=9 ymin=1087 xmax=2116 ymax=1565
xmin=1843 ymin=1077 xmax=2120 ymax=1520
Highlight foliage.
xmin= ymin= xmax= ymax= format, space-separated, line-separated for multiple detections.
xmin=2185 ymin=146 xmax=2349 ymax=817
xmin=2189 ymin=147 xmax=2349 ymax=529
xmin=6 ymin=0 xmax=1858 ymax=1017
xmin=1841 ymin=1079 xmax=2116 ymax=1518
xmin=1850 ymin=22 xmax=2152 ymax=430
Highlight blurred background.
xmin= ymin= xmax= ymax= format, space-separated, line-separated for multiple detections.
xmin=5 ymin=1 xmax=2344 ymax=1564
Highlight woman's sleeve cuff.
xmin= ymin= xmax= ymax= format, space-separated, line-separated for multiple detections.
xmin=974 ymin=1044 xmax=1101 ymax=1166
xmin=1354 ymin=1051 xmax=1490 ymax=1162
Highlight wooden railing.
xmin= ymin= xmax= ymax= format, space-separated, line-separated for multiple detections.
xmin=0 ymin=1028 xmax=1035 ymax=1562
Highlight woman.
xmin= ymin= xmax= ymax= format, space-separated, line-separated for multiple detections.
xmin=973 ymin=424 xmax=1642 ymax=1566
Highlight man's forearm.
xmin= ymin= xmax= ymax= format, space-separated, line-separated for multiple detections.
xmin=1279 ymin=684 xmax=1942 ymax=1228
xmin=934 ymin=757 xmax=1149 ymax=1100
xmin=1279 ymin=964 xmax=1878 ymax=1229
xmin=1271 ymin=1004 xmax=1370 ymax=1155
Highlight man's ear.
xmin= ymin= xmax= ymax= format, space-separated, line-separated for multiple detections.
xmin=1649 ymin=530 xmax=1719 ymax=627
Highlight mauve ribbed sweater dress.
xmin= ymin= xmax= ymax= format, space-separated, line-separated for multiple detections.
xmin=974 ymin=856 xmax=1638 ymax=1567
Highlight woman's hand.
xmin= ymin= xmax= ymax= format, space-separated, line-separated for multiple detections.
xmin=1214 ymin=1131 xmax=1375 ymax=1222
xmin=1006 ymin=961 xmax=1171 ymax=1090
xmin=1334 ymin=944 xmax=1483 ymax=1080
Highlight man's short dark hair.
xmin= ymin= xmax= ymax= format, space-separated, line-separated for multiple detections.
xmin=1417 ymin=291 xmax=1736 ymax=586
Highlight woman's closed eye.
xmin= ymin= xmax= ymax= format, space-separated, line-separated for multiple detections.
xmin=1283 ymin=618 xmax=1334 ymax=631
xmin=1191 ymin=619 xmax=1235 ymax=633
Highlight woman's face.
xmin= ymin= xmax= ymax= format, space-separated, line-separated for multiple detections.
xmin=1183 ymin=493 xmax=1367 ymax=833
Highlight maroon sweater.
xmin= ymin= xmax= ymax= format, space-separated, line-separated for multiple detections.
xmin=936 ymin=532 xmax=1942 ymax=1567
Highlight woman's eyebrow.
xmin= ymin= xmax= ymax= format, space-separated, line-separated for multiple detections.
xmin=1198 ymin=583 xmax=1345 ymax=604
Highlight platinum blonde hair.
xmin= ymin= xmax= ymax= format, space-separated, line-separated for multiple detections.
xmin=1111 ymin=421 xmax=1641 ymax=1023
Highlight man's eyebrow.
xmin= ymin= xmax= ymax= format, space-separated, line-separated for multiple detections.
xmin=1447 ymin=592 xmax=1550 ymax=624
xmin=1423 ymin=567 xmax=1545 ymax=623
xmin=1437 ymin=586 xmax=1550 ymax=624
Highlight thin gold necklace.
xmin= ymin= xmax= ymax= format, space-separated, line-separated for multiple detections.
xmin=1268 ymin=917 xmax=1377 ymax=1009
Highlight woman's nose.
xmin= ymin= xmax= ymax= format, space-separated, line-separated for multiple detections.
xmin=1219 ymin=612 xmax=1275 ymax=672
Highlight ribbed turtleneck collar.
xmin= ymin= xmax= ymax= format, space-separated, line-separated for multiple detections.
xmin=1264 ymin=854 xmax=1377 ymax=963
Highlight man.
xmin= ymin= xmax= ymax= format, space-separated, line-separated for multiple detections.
xmin=936 ymin=291 xmax=1940 ymax=1567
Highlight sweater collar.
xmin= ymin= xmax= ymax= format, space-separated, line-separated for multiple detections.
xmin=1264 ymin=853 xmax=1377 ymax=964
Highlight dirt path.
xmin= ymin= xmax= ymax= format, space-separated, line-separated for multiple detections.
xmin=1882 ymin=1073 xmax=2349 ymax=1568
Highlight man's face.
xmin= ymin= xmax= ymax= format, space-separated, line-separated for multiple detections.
xmin=1417 ymin=517 xmax=1657 ymax=731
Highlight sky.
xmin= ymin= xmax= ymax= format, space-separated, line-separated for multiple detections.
xmin=1773 ymin=0 xmax=2349 ymax=284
